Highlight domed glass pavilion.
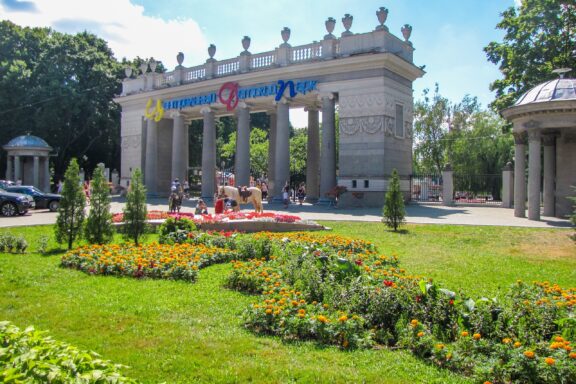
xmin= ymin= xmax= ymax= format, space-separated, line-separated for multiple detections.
xmin=501 ymin=75 xmax=576 ymax=220
xmin=3 ymin=134 xmax=52 ymax=192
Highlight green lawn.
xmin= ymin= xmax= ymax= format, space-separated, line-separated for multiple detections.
xmin=0 ymin=223 xmax=574 ymax=383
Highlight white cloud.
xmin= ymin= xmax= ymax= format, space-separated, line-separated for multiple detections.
xmin=0 ymin=0 xmax=207 ymax=69
xmin=514 ymin=0 xmax=522 ymax=6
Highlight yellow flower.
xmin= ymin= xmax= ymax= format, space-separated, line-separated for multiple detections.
xmin=410 ymin=319 xmax=419 ymax=327
xmin=435 ymin=343 xmax=445 ymax=350
xmin=473 ymin=333 xmax=481 ymax=340
xmin=544 ymin=357 xmax=555 ymax=366
xmin=514 ymin=341 xmax=522 ymax=348
xmin=317 ymin=315 xmax=328 ymax=324
xmin=461 ymin=331 xmax=469 ymax=337
xmin=569 ymin=352 xmax=576 ymax=359
xmin=502 ymin=338 xmax=512 ymax=344
xmin=523 ymin=350 xmax=535 ymax=359
xmin=339 ymin=315 xmax=348 ymax=322
xmin=417 ymin=331 xmax=424 ymax=337
xmin=265 ymin=309 xmax=272 ymax=315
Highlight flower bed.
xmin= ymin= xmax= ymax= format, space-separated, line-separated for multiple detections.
xmin=224 ymin=232 xmax=576 ymax=383
xmin=112 ymin=210 xmax=303 ymax=224
xmin=61 ymin=242 xmax=238 ymax=282
xmin=0 ymin=321 xmax=138 ymax=383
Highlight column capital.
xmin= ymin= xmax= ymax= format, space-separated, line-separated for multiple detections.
xmin=237 ymin=101 xmax=251 ymax=110
xmin=512 ymin=131 xmax=527 ymax=145
xmin=200 ymin=106 xmax=214 ymax=115
xmin=542 ymin=134 xmax=556 ymax=146
xmin=318 ymin=92 xmax=336 ymax=101
xmin=304 ymin=104 xmax=320 ymax=112
xmin=527 ymin=129 xmax=541 ymax=142
xmin=273 ymin=97 xmax=291 ymax=106
xmin=170 ymin=111 xmax=183 ymax=119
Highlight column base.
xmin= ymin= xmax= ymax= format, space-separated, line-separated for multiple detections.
xmin=528 ymin=207 xmax=540 ymax=221
xmin=316 ymin=197 xmax=335 ymax=206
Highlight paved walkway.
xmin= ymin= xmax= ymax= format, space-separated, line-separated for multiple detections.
xmin=0 ymin=197 xmax=571 ymax=229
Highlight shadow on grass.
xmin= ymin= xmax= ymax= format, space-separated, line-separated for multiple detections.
xmin=384 ymin=228 xmax=409 ymax=235
xmin=41 ymin=248 xmax=67 ymax=256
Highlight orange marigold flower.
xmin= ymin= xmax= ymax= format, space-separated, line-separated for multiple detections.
xmin=569 ymin=352 xmax=576 ymax=359
xmin=473 ymin=333 xmax=481 ymax=340
xmin=484 ymin=382 xmax=493 ymax=384
xmin=417 ymin=331 xmax=424 ymax=337
xmin=435 ymin=343 xmax=445 ymax=350
xmin=265 ymin=309 xmax=272 ymax=315
xmin=502 ymin=338 xmax=512 ymax=344
xmin=554 ymin=336 xmax=565 ymax=342
xmin=317 ymin=315 xmax=328 ymax=323
xmin=514 ymin=341 xmax=522 ymax=348
xmin=410 ymin=319 xmax=419 ymax=327
xmin=523 ymin=351 xmax=535 ymax=359
xmin=339 ymin=315 xmax=348 ymax=322
xmin=461 ymin=331 xmax=469 ymax=337
xmin=544 ymin=357 xmax=555 ymax=366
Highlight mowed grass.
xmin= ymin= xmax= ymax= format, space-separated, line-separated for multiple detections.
xmin=0 ymin=223 xmax=574 ymax=383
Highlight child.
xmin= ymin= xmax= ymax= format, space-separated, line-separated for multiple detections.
xmin=282 ymin=185 xmax=289 ymax=209
xmin=195 ymin=199 xmax=208 ymax=215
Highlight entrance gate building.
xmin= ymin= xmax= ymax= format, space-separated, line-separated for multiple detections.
xmin=115 ymin=10 xmax=424 ymax=207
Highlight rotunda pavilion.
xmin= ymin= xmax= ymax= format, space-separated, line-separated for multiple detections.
xmin=501 ymin=75 xmax=576 ymax=220
xmin=3 ymin=134 xmax=52 ymax=192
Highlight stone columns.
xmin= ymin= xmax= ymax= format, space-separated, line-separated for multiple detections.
xmin=33 ymin=156 xmax=39 ymax=188
xmin=306 ymin=106 xmax=320 ymax=202
xmin=235 ymin=103 xmax=251 ymax=187
xmin=171 ymin=113 xmax=187 ymax=182
xmin=513 ymin=132 xmax=527 ymax=218
xmin=6 ymin=155 xmax=12 ymax=181
xmin=528 ymin=129 xmax=541 ymax=221
xmin=144 ymin=118 xmax=158 ymax=196
xmin=274 ymin=99 xmax=290 ymax=202
xmin=442 ymin=164 xmax=454 ymax=206
xmin=14 ymin=155 xmax=21 ymax=182
xmin=502 ymin=162 xmax=514 ymax=208
xmin=201 ymin=107 xmax=216 ymax=202
xmin=318 ymin=93 xmax=336 ymax=204
xmin=267 ymin=111 xmax=277 ymax=200
xmin=542 ymin=134 xmax=556 ymax=217
xmin=43 ymin=157 xmax=50 ymax=192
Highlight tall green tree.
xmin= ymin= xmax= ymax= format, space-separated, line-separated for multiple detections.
xmin=85 ymin=164 xmax=114 ymax=244
xmin=55 ymin=158 xmax=86 ymax=249
xmin=382 ymin=169 xmax=405 ymax=232
xmin=413 ymin=85 xmax=451 ymax=175
xmin=0 ymin=21 xmax=125 ymax=181
xmin=123 ymin=169 xmax=147 ymax=246
xmin=485 ymin=1 xmax=576 ymax=112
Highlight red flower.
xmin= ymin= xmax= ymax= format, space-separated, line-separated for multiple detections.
xmin=383 ymin=280 xmax=393 ymax=287
xmin=416 ymin=295 xmax=422 ymax=302
xmin=449 ymin=299 xmax=454 ymax=306
xmin=355 ymin=259 xmax=363 ymax=266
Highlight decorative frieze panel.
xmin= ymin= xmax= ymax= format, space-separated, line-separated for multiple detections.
xmin=339 ymin=93 xmax=386 ymax=117
xmin=340 ymin=115 xmax=396 ymax=136
xmin=121 ymin=135 xmax=141 ymax=150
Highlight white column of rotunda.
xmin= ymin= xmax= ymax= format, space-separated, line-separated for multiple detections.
xmin=3 ymin=134 xmax=52 ymax=192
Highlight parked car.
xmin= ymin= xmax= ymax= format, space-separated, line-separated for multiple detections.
xmin=0 ymin=187 xmax=35 ymax=216
xmin=6 ymin=186 xmax=61 ymax=212
xmin=0 ymin=180 xmax=14 ymax=189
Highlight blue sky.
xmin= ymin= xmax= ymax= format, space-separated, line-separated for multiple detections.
xmin=0 ymin=0 xmax=519 ymax=124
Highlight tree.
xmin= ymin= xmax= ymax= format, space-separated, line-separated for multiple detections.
xmin=123 ymin=169 xmax=147 ymax=246
xmin=382 ymin=169 xmax=406 ymax=232
xmin=485 ymin=1 xmax=576 ymax=112
xmin=55 ymin=158 xmax=86 ymax=249
xmin=85 ymin=164 xmax=114 ymax=244
xmin=413 ymin=85 xmax=451 ymax=174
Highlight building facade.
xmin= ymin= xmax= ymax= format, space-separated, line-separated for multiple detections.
xmin=115 ymin=9 xmax=424 ymax=207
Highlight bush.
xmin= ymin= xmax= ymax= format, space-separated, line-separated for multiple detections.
xmin=382 ymin=168 xmax=406 ymax=231
xmin=55 ymin=158 xmax=86 ymax=250
xmin=0 ymin=321 xmax=138 ymax=383
xmin=85 ymin=164 xmax=114 ymax=244
xmin=158 ymin=217 xmax=197 ymax=244
xmin=123 ymin=169 xmax=147 ymax=246
xmin=0 ymin=232 xmax=28 ymax=253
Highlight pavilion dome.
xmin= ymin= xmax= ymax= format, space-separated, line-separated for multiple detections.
xmin=4 ymin=134 xmax=52 ymax=149
xmin=514 ymin=78 xmax=576 ymax=106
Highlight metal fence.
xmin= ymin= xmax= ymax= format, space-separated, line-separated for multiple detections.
xmin=410 ymin=174 xmax=443 ymax=203
xmin=453 ymin=174 xmax=502 ymax=206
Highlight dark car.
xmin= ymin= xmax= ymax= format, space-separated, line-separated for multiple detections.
xmin=0 ymin=187 xmax=35 ymax=216
xmin=6 ymin=186 xmax=61 ymax=212
xmin=0 ymin=180 xmax=14 ymax=189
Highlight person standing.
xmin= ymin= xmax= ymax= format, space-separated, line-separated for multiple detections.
xmin=297 ymin=183 xmax=306 ymax=205
xmin=282 ymin=184 xmax=289 ymax=209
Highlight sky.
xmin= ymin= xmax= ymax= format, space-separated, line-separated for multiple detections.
xmin=0 ymin=0 xmax=520 ymax=127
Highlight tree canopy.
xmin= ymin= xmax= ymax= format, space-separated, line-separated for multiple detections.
xmin=484 ymin=1 xmax=575 ymax=112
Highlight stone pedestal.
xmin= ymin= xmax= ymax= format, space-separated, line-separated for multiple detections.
xmin=442 ymin=165 xmax=454 ymax=206
xmin=502 ymin=162 xmax=514 ymax=208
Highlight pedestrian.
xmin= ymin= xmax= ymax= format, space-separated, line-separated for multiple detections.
xmin=297 ymin=183 xmax=306 ymax=205
xmin=261 ymin=182 xmax=268 ymax=200
xmin=195 ymin=199 xmax=208 ymax=215
xmin=282 ymin=184 xmax=289 ymax=209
